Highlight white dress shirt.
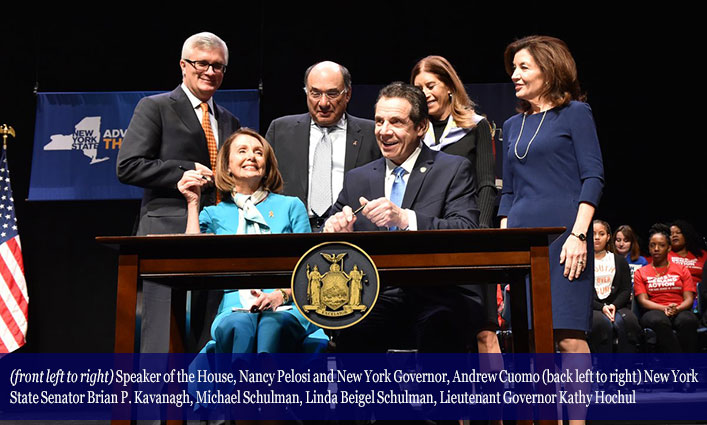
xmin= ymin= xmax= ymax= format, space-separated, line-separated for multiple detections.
xmin=181 ymin=83 xmax=220 ymax=147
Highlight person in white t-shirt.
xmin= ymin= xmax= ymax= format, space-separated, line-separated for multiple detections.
xmin=589 ymin=220 xmax=641 ymax=353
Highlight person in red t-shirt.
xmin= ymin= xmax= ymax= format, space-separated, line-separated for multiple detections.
xmin=669 ymin=220 xmax=707 ymax=286
xmin=634 ymin=224 xmax=698 ymax=352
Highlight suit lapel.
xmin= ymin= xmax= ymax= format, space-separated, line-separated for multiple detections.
xmin=170 ymin=87 xmax=204 ymax=139
xmin=402 ymin=145 xmax=435 ymax=209
xmin=356 ymin=158 xmax=386 ymax=230
xmin=368 ymin=159 xmax=386 ymax=203
xmin=292 ymin=115 xmax=311 ymax=200
xmin=170 ymin=87 xmax=209 ymax=163
xmin=344 ymin=113 xmax=363 ymax=172
xmin=214 ymin=102 xmax=228 ymax=141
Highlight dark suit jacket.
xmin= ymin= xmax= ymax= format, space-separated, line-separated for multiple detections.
xmin=117 ymin=86 xmax=240 ymax=235
xmin=328 ymin=143 xmax=480 ymax=231
xmin=265 ymin=112 xmax=380 ymax=207
xmin=331 ymin=144 xmax=485 ymax=349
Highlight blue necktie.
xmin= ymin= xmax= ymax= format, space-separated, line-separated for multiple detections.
xmin=389 ymin=166 xmax=406 ymax=230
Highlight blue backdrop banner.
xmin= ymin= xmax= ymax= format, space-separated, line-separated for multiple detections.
xmin=29 ymin=90 xmax=259 ymax=201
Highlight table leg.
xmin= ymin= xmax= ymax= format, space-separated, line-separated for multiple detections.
xmin=529 ymin=245 xmax=554 ymax=353
xmin=530 ymin=245 xmax=558 ymax=425
xmin=114 ymin=254 xmax=139 ymax=353
xmin=510 ymin=271 xmax=530 ymax=353
xmin=113 ymin=254 xmax=138 ymax=424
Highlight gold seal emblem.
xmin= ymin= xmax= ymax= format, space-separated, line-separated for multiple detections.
xmin=292 ymin=242 xmax=379 ymax=329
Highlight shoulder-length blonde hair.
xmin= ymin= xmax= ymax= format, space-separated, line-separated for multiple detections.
xmin=504 ymin=35 xmax=585 ymax=113
xmin=410 ymin=55 xmax=478 ymax=129
xmin=215 ymin=128 xmax=283 ymax=199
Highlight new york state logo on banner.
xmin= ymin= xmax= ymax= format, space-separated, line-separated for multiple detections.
xmin=43 ymin=116 xmax=122 ymax=165
xmin=29 ymin=91 xmax=259 ymax=201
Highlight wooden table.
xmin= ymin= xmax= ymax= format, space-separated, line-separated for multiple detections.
xmin=99 ymin=227 xmax=562 ymax=354
xmin=98 ymin=227 xmax=564 ymax=424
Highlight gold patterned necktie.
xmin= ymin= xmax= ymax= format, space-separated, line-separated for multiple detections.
xmin=200 ymin=102 xmax=220 ymax=203
xmin=200 ymin=102 xmax=218 ymax=168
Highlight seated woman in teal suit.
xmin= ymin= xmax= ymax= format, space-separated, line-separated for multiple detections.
xmin=178 ymin=127 xmax=322 ymax=353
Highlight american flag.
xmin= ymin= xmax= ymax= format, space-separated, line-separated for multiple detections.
xmin=0 ymin=148 xmax=28 ymax=353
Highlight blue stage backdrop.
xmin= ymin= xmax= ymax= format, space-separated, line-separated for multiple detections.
xmin=29 ymin=90 xmax=259 ymax=201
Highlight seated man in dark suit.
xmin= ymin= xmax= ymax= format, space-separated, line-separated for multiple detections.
xmin=266 ymin=61 xmax=380 ymax=231
xmin=323 ymin=82 xmax=484 ymax=352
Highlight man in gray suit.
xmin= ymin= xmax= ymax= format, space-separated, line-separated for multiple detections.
xmin=117 ymin=32 xmax=240 ymax=353
xmin=265 ymin=61 xmax=379 ymax=230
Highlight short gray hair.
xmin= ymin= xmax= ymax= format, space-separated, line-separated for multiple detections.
xmin=181 ymin=32 xmax=229 ymax=64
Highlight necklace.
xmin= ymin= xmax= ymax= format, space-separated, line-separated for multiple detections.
xmin=652 ymin=263 xmax=670 ymax=277
xmin=514 ymin=110 xmax=547 ymax=160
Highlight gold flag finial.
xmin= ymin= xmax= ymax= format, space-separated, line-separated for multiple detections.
xmin=1 ymin=124 xmax=16 ymax=150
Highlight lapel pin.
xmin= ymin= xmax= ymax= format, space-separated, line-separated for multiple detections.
xmin=353 ymin=140 xmax=358 ymax=146
xmin=420 ymin=167 xmax=427 ymax=173
xmin=269 ymin=211 xmax=274 ymax=218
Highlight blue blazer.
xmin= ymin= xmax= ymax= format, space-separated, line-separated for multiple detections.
xmin=199 ymin=193 xmax=319 ymax=335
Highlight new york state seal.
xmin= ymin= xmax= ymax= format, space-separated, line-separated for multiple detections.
xmin=291 ymin=242 xmax=379 ymax=329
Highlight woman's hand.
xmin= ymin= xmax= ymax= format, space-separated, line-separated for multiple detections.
xmin=560 ymin=202 xmax=595 ymax=281
xmin=250 ymin=289 xmax=284 ymax=311
xmin=177 ymin=170 xmax=207 ymax=205
xmin=560 ymin=234 xmax=588 ymax=281
xmin=665 ymin=303 xmax=679 ymax=317
xmin=602 ymin=304 xmax=616 ymax=322
xmin=178 ymin=170 xmax=209 ymax=234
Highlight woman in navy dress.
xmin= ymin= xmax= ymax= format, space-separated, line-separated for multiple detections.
xmin=499 ymin=35 xmax=604 ymax=357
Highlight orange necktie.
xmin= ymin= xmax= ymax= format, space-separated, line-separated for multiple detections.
xmin=200 ymin=102 xmax=220 ymax=203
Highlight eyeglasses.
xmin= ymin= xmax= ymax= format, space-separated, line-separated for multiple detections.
xmin=304 ymin=87 xmax=347 ymax=100
xmin=183 ymin=58 xmax=227 ymax=73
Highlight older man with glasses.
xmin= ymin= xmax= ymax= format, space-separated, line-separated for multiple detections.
xmin=117 ymin=32 xmax=241 ymax=353
xmin=265 ymin=61 xmax=380 ymax=231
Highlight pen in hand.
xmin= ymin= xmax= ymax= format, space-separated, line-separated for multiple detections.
xmin=353 ymin=203 xmax=366 ymax=215
xmin=178 ymin=165 xmax=212 ymax=182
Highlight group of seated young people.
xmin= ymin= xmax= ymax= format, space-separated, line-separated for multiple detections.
xmin=589 ymin=220 xmax=706 ymax=354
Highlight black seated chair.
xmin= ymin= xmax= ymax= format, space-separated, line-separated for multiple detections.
xmin=631 ymin=293 xmax=658 ymax=352
xmin=696 ymin=281 xmax=707 ymax=352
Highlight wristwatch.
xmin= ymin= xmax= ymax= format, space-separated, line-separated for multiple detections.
xmin=570 ymin=232 xmax=586 ymax=241
xmin=277 ymin=288 xmax=290 ymax=304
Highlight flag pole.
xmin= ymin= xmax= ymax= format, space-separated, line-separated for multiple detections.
xmin=0 ymin=122 xmax=28 ymax=354
xmin=1 ymin=124 xmax=15 ymax=150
